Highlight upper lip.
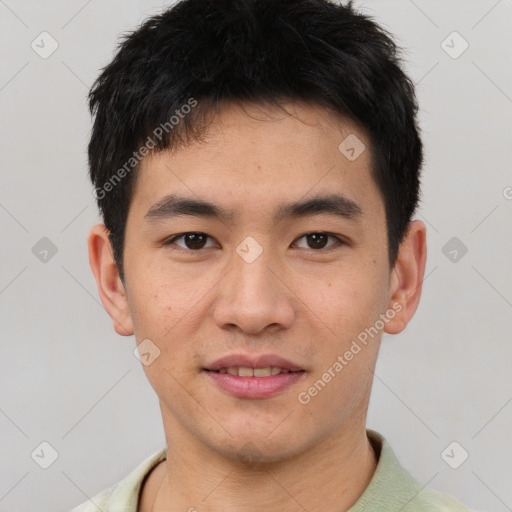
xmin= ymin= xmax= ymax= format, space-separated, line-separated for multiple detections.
xmin=204 ymin=353 xmax=305 ymax=372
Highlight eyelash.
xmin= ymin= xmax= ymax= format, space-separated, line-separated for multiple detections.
xmin=162 ymin=232 xmax=346 ymax=253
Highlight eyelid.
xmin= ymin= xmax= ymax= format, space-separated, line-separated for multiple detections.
xmin=163 ymin=232 xmax=219 ymax=250
xmin=163 ymin=231 xmax=347 ymax=252
xmin=292 ymin=232 xmax=346 ymax=251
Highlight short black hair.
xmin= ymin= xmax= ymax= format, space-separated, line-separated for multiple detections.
xmin=88 ymin=0 xmax=423 ymax=283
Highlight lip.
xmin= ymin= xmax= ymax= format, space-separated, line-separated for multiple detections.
xmin=203 ymin=353 xmax=306 ymax=399
xmin=204 ymin=353 xmax=304 ymax=372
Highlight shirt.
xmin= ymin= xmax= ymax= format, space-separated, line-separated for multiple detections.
xmin=70 ymin=429 xmax=473 ymax=512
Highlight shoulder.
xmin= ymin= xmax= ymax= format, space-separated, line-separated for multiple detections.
xmin=69 ymin=447 xmax=168 ymax=512
xmin=350 ymin=430 xmax=475 ymax=512
xmin=404 ymin=485 xmax=476 ymax=511
xmin=69 ymin=484 xmax=116 ymax=512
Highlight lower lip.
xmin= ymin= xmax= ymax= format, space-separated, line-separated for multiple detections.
xmin=204 ymin=370 xmax=305 ymax=399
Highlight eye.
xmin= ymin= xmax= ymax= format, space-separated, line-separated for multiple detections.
xmin=163 ymin=231 xmax=345 ymax=252
xmin=293 ymin=232 xmax=344 ymax=251
xmin=164 ymin=232 xmax=218 ymax=251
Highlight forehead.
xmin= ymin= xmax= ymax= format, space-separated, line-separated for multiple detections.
xmin=129 ymin=100 xmax=384 ymax=225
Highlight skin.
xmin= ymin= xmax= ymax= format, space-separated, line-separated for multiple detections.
xmin=88 ymin=100 xmax=427 ymax=512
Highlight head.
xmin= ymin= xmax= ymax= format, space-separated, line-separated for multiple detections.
xmin=88 ymin=0 xmax=426 ymax=463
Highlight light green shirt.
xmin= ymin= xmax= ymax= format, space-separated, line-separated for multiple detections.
xmin=70 ymin=429 xmax=473 ymax=511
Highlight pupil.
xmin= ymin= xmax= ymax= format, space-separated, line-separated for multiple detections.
xmin=308 ymin=233 xmax=327 ymax=249
xmin=186 ymin=233 xmax=206 ymax=249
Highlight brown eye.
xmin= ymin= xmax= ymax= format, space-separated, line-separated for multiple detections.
xmin=183 ymin=233 xmax=208 ymax=249
xmin=165 ymin=232 xmax=217 ymax=250
xmin=293 ymin=232 xmax=342 ymax=250
xmin=306 ymin=233 xmax=328 ymax=249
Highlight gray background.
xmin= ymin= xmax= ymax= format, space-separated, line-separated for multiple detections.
xmin=1 ymin=1 xmax=511 ymax=511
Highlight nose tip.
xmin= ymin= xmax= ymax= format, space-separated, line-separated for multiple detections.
xmin=212 ymin=252 xmax=295 ymax=335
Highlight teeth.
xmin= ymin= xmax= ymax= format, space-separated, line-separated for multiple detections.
xmin=238 ymin=367 xmax=254 ymax=377
xmin=254 ymin=367 xmax=271 ymax=377
xmin=219 ymin=366 xmax=291 ymax=377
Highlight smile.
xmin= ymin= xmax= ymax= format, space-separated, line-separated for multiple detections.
xmin=209 ymin=366 xmax=303 ymax=377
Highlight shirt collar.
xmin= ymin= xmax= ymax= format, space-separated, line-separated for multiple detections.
xmin=349 ymin=429 xmax=429 ymax=511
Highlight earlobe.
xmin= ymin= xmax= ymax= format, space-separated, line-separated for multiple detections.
xmin=384 ymin=220 xmax=427 ymax=335
xmin=87 ymin=224 xmax=134 ymax=336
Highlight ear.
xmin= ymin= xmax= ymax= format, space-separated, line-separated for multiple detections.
xmin=384 ymin=220 xmax=427 ymax=335
xmin=87 ymin=224 xmax=134 ymax=336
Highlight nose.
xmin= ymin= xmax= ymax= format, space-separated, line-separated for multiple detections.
xmin=212 ymin=246 xmax=295 ymax=336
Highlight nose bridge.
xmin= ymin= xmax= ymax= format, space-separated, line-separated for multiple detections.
xmin=213 ymin=237 xmax=294 ymax=333
xmin=229 ymin=238 xmax=277 ymax=303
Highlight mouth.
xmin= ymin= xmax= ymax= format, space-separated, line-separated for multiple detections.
xmin=206 ymin=366 xmax=305 ymax=377
xmin=203 ymin=354 xmax=306 ymax=399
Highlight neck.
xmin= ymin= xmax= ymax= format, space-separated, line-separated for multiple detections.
xmin=149 ymin=413 xmax=378 ymax=512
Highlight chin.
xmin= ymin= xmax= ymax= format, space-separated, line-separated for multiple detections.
xmin=206 ymin=428 xmax=308 ymax=466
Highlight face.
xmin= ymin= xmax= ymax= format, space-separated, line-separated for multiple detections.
xmin=116 ymin=101 xmax=402 ymax=462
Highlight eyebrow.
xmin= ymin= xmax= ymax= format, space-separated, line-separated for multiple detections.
xmin=144 ymin=193 xmax=363 ymax=224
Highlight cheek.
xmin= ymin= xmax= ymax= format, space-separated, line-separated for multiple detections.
xmin=294 ymin=275 xmax=384 ymax=424
xmin=130 ymin=278 xmax=200 ymax=396
xmin=128 ymin=264 xmax=214 ymax=380
xmin=127 ymin=254 xmax=203 ymax=334
xmin=299 ymin=264 xmax=388 ymax=341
